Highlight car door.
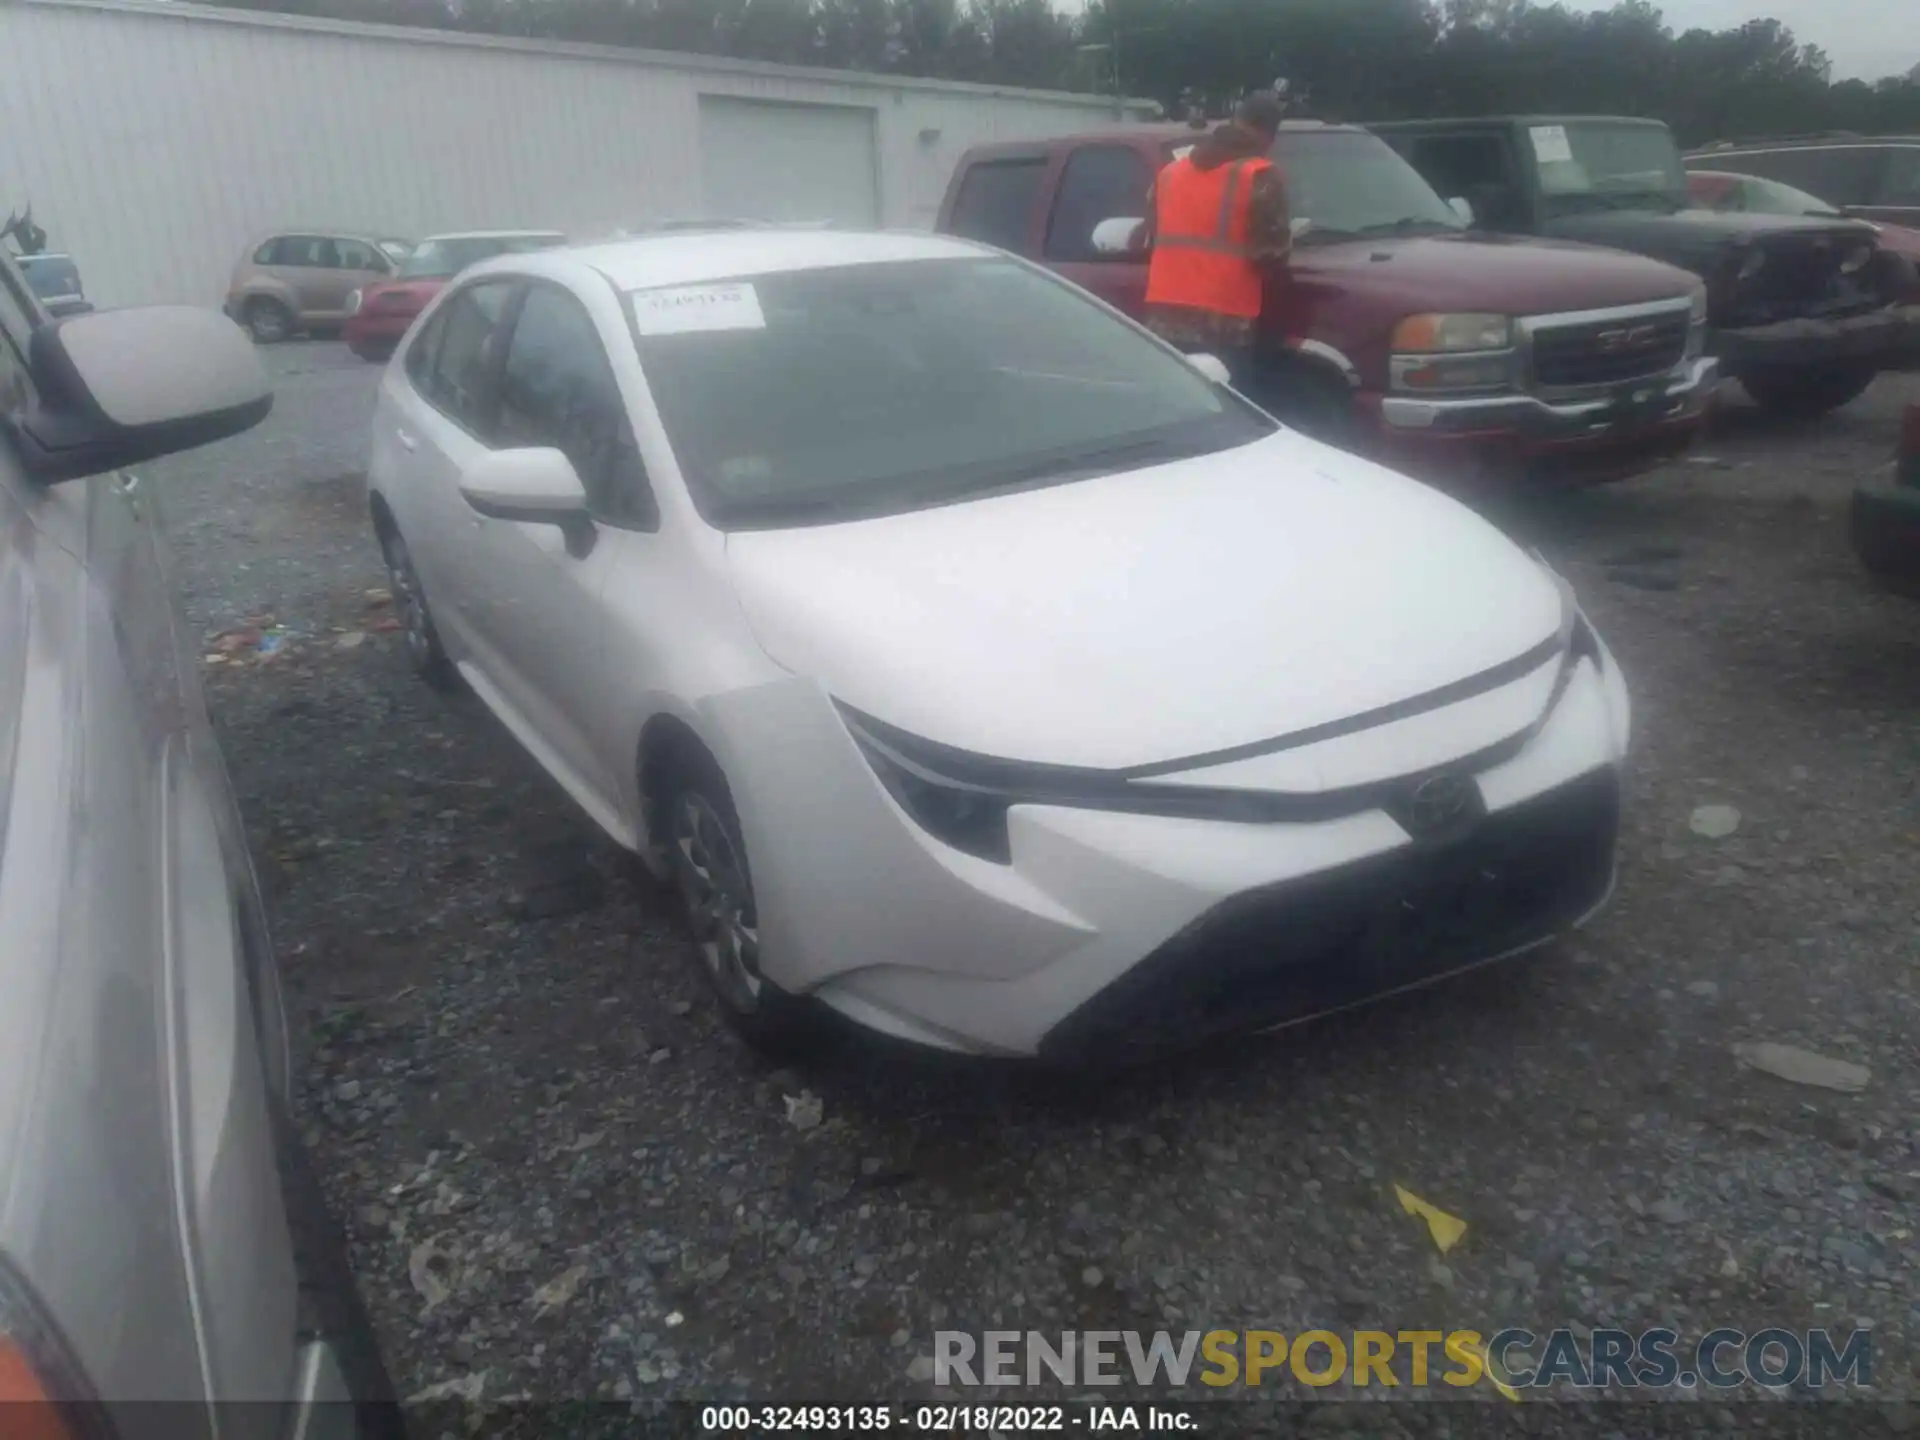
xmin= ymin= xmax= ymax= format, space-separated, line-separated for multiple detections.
xmin=331 ymin=238 xmax=391 ymax=316
xmin=0 ymin=259 xmax=298 ymax=1426
xmin=1042 ymin=143 xmax=1154 ymax=319
xmin=266 ymin=235 xmax=340 ymax=317
xmin=477 ymin=278 xmax=650 ymax=815
xmin=378 ymin=278 xmax=521 ymax=664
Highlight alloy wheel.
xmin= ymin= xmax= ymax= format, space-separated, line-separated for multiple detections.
xmin=671 ymin=790 xmax=763 ymax=1015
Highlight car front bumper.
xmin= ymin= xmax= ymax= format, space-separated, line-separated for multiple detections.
xmin=1714 ymin=303 xmax=1920 ymax=371
xmin=705 ymin=638 xmax=1630 ymax=1062
xmin=1367 ymin=356 xmax=1717 ymax=485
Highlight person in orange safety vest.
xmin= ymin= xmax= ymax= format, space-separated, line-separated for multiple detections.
xmin=1137 ymin=92 xmax=1291 ymax=386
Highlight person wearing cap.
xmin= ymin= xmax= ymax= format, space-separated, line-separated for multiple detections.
xmin=1136 ymin=92 xmax=1291 ymax=385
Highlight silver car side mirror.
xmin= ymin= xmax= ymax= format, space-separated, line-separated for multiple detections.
xmin=1185 ymin=353 xmax=1233 ymax=386
xmin=458 ymin=447 xmax=596 ymax=556
xmin=8 ymin=306 xmax=270 ymax=484
xmin=1090 ymin=217 xmax=1145 ymax=255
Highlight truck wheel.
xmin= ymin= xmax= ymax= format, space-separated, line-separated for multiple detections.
xmin=1261 ymin=368 xmax=1359 ymax=452
xmin=1738 ymin=364 xmax=1876 ymax=419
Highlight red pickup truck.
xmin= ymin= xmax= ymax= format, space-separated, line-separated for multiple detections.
xmin=936 ymin=120 xmax=1719 ymax=486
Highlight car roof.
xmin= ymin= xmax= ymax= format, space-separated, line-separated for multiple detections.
xmin=474 ymin=228 xmax=993 ymax=293
xmin=420 ymin=229 xmax=567 ymax=243
xmin=1370 ymin=114 xmax=1666 ymax=130
xmin=956 ymin=118 xmax=1361 ymax=160
xmin=1687 ymin=135 xmax=1918 ymax=152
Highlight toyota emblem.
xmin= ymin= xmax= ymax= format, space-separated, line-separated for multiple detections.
xmin=1405 ymin=774 xmax=1474 ymax=834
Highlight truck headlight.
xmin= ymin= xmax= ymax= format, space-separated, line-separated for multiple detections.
xmin=1388 ymin=313 xmax=1514 ymax=393
xmin=1838 ymin=242 xmax=1873 ymax=275
xmin=1685 ymin=281 xmax=1708 ymax=358
xmin=1737 ymin=247 xmax=1767 ymax=281
xmin=1391 ymin=313 xmax=1513 ymax=352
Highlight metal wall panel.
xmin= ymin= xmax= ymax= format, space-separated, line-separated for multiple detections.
xmin=0 ymin=0 xmax=1150 ymax=309
xmin=699 ymin=96 xmax=880 ymax=225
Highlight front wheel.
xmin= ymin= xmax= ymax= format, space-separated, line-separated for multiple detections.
xmin=1738 ymin=364 xmax=1876 ymax=419
xmin=661 ymin=753 xmax=813 ymax=1056
xmin=245 ymin=297 xmax=296 ymax=345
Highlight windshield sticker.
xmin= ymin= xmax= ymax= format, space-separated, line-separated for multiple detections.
xmin=1528 ymin=125 xmax=1574 ymax=165
xmin=632 ymin=281 xmax=766 ymax=336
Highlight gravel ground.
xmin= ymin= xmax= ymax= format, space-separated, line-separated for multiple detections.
xmin=158 ymin=344 xmax=1917 ymax=1434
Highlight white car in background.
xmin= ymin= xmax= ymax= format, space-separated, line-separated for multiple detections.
xmin=366 ymin=230 xmax=1632 ymax=1064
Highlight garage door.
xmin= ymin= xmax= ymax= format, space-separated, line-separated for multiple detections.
xmin=698 ymin=96 xmax=880 ymax=226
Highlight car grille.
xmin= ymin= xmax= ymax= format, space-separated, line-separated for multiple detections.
xmin=1529 ymin=310 xmax=1690 ymax=389
xmin=1038 ymin=767 xmax=1620 ymax=1066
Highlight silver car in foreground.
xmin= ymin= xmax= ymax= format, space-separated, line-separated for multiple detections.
xmin=0 ymin=254 xmax=400 ymax=1435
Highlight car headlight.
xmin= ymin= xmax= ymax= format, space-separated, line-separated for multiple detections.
xmin=1838 ymin=241 xmax=1873 ymax=275
xmin=345 ymin=288 xmax=362 ymax=315
xmin=1391 ymin=313 xmax=1513 ymax=353
xmin=1389 ymin=313 xmax=1515 ymax=394
xmin=1686 ymin=280 xmax=1708 ymax=324
xmin=1737 ymin=247 xmax=1767 ymax=281
xmin=840 ymin=707 xmax=1015 ymax=863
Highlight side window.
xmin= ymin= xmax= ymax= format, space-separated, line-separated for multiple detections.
xmin=254 ymin=238 xmax=282 ymax=265
xmin=405 ymin=308 xmax=446 ymax=389
xmin=495 ymin=285 xmax=654 ymax=525
xmin=1044 ymin=147 xmax=1152 ymax=262
xmin=947 ymin=160 xmax=1046 ymax=253
xmin=421 ymin=282 xmax=515 ymax=437
xmin=272 ymin=235 xmax=335 ymax=269
xmin=334 ymin=239 xmax=378 ymax=271
xmin=1412 ymin=134 xmax=1522 ymax=227
xmin=1880 ymin=148 xmax=1920 ymax=208
xmin=1728 ymin=148 xmax=1880 ymax=207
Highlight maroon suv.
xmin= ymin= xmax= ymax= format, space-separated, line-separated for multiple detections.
xmin=937 ymin=121 xmax=1718 ymax=485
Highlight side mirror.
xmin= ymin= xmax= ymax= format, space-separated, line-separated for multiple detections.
xmin=7 ymin=306 xmax=270 ymax=484
xmin=1090 ymin=217 xmax=1145 ymax=255
xmin=1185 ymin=352 xmax=1233 ymax=386
xmin=1448 ymin=195 xmax=1475 ymax=225
xmin=458 ymin=447 xmax=595 ymax=554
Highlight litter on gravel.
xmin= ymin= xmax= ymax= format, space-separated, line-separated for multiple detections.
xmin=1393 ymin=1184 xmax=1467 ymax=1253
xmin=1732 ymin=1041 xmax=1871 ymax=1093
xmin=1689 ymin=804 xmax=1742 ymax=839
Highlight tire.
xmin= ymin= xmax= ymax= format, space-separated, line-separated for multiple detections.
xmin=659 ymin=748 xmax=814 ymax=1056
xmin=245 ymin=297 xmax=297 ymax=345
xmin=376 ymin=524 xmax=460 ymax=691
xmin=274 ymin=1111 xmax=408 ymax=1439
xmin=1738 ymin=364 xmax=1876 ymax=419
xmin=1257 ymin=365 xmax=1360 ymax=451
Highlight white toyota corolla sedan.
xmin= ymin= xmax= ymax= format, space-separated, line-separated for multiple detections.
xmin=366 ymin=229 xmax=1631 ymax=1064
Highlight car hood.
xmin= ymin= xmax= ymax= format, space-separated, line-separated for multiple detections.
xmin=361 ymin=278 xmax=446 ymax=312
xmin=724 ymin=430 xmax=1566 ymax=772
xmin=1295 ymin=230 xmax=1696 ymax=315
xmin=1542 ymin=207 xmax=1878 ymax=274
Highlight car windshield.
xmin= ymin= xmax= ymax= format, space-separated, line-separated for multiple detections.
xmin=399 ymin=235 xmax=561 ymax=278
xmin=379 ymin=238 xmax=414 ymax=262
xmin=1267 ymin=130 xmax=1463 ymax=241
xmin=17 ymin=255 xmax=82 ymax=298
xmin=633 ymin=256 xmax=1274 ymax=528
xmin=1737 ymin=174 xmax=1845 ymax=218
xmin=1537 ymin=121 xmax=1689 ymax=215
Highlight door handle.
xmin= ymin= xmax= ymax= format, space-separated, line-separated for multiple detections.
xmin=395 ymin=428 xmax=417 ymax=452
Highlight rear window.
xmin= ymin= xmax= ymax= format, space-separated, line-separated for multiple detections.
xmin=17 ymin=255 xmax=81 ymax=299
xmin=946 ymin=160 xmax=1045 ymax=254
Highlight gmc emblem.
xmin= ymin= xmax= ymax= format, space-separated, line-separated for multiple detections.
xmin=1594 ymin=324 xmax=1662 ymax=353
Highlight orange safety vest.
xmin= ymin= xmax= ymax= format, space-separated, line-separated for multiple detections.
xmin=1144 ymin=155 xmax=1274 ymax=320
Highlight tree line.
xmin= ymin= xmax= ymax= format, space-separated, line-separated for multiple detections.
xmin=215 ymin=0 xmax=1920 ymax=144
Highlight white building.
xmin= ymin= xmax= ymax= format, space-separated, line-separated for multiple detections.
xmin=0 ymin=0 xmax=1154 ymax=307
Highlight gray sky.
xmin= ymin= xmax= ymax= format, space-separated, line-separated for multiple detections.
xmin=1575 ymin=0 xmax=1920 ymax=82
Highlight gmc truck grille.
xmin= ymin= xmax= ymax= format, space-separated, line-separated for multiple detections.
xmin=1528 ymin=310 xmax=1690 ymax=389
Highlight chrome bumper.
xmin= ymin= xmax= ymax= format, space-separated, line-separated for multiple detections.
xmin=1379 ymin=357 xmax=1718 ymax=436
